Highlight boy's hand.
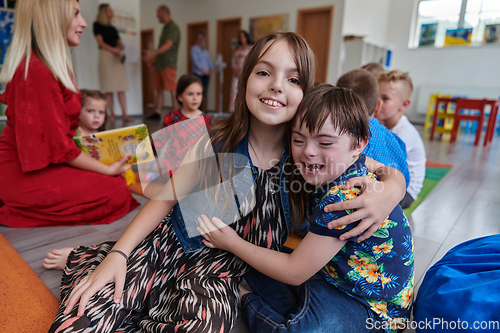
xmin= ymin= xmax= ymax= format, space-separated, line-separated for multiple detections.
xmin=325 ymin=176 xmax=395 ymax=242
xmin=197 ymin=215 xmax=239 ymax=251
xmin=107 ymin=155 xmax=131 ymax=176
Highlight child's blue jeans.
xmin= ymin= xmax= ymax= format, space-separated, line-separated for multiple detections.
xmin=242 ymin=268 xmax=380 ymax=333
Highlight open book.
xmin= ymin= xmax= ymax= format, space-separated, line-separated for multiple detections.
xmin=74 ymin=123 xmax=155 ymax=166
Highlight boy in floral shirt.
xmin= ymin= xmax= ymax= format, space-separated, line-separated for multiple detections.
xmin=198 ymin=85 xmax=414 ymax=332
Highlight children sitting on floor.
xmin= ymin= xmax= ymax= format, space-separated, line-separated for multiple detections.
xmin=376 ymin=70 xmax=426 ymax=209
xmin=337 ymin=68 xmax=410 ymax=189
xmin=198 ymin=85 xmax=414 ymax=333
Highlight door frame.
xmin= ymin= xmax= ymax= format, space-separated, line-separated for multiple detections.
xmin=216 ymin=17 xmax=242 ymax=113
xmin=140 ymin=28 xmax=155 ymax=109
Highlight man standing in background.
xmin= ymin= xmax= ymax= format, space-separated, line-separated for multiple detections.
xmin=143 ymin=5 xmax=180 ymax=120
xmin=190 ymin=33 xmax=213 ymax=110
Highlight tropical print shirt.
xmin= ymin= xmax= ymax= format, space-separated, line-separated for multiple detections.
xmin=308 ymin=155 xmax=414 ymax=333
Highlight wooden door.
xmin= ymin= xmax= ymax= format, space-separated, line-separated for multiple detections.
xmin=297 ymin=6 xmax=333 ymax=84
xmin=216 ymin=18 xmax=241 ymax=113
xmin=141 ymin=29 xmax=155 ymax=109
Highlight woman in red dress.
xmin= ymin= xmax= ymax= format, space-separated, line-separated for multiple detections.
xmin=0 ymin=0 xmax=139 ymax=228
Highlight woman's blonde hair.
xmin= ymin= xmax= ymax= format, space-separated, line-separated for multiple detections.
xmin=0 ymin=0 xmax=77 ymax=92
xmin=95 ymin=4 xmax=110 ymax=26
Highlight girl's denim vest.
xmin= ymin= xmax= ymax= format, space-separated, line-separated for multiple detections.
xmin=169 ymin=133 xmax=291 ymax=253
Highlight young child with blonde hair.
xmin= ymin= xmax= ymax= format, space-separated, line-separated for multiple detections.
xmin=376 ymin=70 xmax=426 ymax=208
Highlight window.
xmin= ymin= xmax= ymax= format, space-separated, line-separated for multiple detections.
xmin=411 ymin=0 xmax=500 ymax=48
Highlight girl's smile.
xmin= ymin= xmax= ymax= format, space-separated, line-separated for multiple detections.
xmin=246 ymin=40 xmax=303 ymax=128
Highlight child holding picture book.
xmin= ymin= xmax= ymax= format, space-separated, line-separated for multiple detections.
xmin=198 ymin=85 xmax=414 ymax=333
xmin=75 ymin=89 xmax=137 ymax=185
xmin=76 ymin=89 xmax=108 ymax=136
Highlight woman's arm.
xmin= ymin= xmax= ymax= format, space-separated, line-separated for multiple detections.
xmin=116 ymin=39 xmax=125 ymax=52
xmin=198 ymin=216 xmax=345 ymax=286
xmin=95 ymin=34 xmax=122 ymax=56
xmin=65 ymin=151 xmax=130 ymax=176
xmin=64 ymin=143 xmax=203 ymax=316
xmin=325 ymin=157 xmax=405 ymax=242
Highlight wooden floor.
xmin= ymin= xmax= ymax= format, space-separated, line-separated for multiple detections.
xmin=1 ymin=113 xmax=499 ymax=332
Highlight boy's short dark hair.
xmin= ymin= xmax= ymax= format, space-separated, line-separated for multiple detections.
xmin=336 ymin=69 xmax=379 ymax=116
xmin=291 ymin=84 xmax=370 ymax=149
xmin=362 ymin=62 xmax=385 ymax=78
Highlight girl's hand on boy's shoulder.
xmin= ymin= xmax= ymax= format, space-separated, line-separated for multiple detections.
xmin=197 ymin=215 xmax=239 ymax=251
xmin=324 ymin=176 xmax=388 ymax=242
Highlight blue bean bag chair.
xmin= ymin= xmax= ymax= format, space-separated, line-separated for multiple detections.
xmin=414 ymin=235 xmax=500 ymax=332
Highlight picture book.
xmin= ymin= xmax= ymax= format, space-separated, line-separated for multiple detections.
xmin=444 ymin=28 xmax=472 ymax=46
xmin=419 ymin=23 xmax=437 ymax=46
xmin=74 ymin=123 xmax=155 ymax=166
xmin=484 ymin=24 xmax=500 ymax=44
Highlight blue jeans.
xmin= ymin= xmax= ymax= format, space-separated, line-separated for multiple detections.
xmin=242 ymin=268 xmax=379 ymax=333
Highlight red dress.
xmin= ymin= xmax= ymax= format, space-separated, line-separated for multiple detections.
xmin=0 ymin=54 xmax=139 ymax=227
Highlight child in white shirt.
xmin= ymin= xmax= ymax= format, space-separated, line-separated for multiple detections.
xmin=376 ymin=70 xmax=426 ymax=208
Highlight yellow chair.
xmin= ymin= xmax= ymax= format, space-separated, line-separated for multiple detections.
xmin=425 ymin=93 xmax=455 ymax=141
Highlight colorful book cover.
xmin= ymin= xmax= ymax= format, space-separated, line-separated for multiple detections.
xmin=444 ymin=28 xmax=472 ymax=46
xmin=0 ymin=10 xmax=14 ymax=64
xmin=484 ymin=24 xmax=500 ymax=44
xmin=74 ymin=123 xmax=154 ymax=166
xmin=419 ymin=23 xmax=437 ymax=46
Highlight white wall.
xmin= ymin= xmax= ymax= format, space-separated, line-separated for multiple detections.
xmin=74 ymin=0 xmax=500 ymax=120
xmin=141 ymin=0 xmax=346 ymax=111
xmin=342 ymin=0 xmax=391 ymax=45
xmin=385 ymin=0 xmax=500 ymax=123
xmin=72 ymin=0 xmax=142 ymax=116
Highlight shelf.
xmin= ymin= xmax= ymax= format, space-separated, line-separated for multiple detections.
xmin=342 ymin=38 xmax=392 ymax=75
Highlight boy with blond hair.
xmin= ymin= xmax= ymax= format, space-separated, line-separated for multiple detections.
xmin=337 ymin=69 xmax=410 ymax=189
xmin=376 ymin=70 xmax=426 ymax=208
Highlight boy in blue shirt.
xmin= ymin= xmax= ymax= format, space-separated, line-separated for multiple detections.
xmin=337 ymin=69 xmax=410 ymax=188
